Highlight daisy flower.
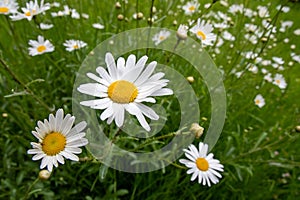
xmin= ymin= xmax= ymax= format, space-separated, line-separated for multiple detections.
xmin=28 ymin=35 xmax=54 ymax=56
xmin=92 ymin=23 xmax=105 ymax=29
xmin=179 ymin=142 xmax=224 ymax=186
xmin=254 ymin=94 xmax=265 ymax=108
xmin=10 ymin=0 xmax=50 ymax=21
xmin=182 ymin=1 xmax=199 ymax=15
xmin=0 ymin=0 xmax=18 ymax=15
xmin=27 ymin=109 xmax=88 ymax=172
xmin=39 ymin=23 xmax=54 ymax=30
xmin=273 ymin=73 xmax=287 ymax=89
xmin=190 ymin=18 xmax=216 ymax=46
xmin=63 ymin=39 xmax=87 ymax=52
xmin=152 ymin=30 xmax=171 ymax=46
xmin=77 ymin=52 xmax=173 ymax=131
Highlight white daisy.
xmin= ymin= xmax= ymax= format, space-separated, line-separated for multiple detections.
xmin=264 ymin=73 xmax=273 ymax=82
xmin=152 ymin=30 xmax=171 ymax=46
xmin=39 ymin=23 xmax=54 ymax=30
xmin=273 ymin=73 xmax=287 ymax=89
xmin=92 ymin=23 xmax=105 ymax=29
xmin=190 ymin=18 xmax=216 ymax=46
xmin=182 ymin=1 xmax=199 ymax=15
xmin=27 ymin=109 xmax=88 ymax=172
xmin=28 ymin=35 xmax=54 ymax=56
xmin=179 ymin=142 xmax=224 ymax=186
xmin=0 ymin=0 xmax=18 ymax=15
xmin=77 ymin=52 xmax=173 ymax=131
xmin=254 ymin=94 xmax=265 ymax=108
xmin=63 ymin=39 xmax=87 ymax=52
xmin=10 ymin=0 xmax=50 ymax=21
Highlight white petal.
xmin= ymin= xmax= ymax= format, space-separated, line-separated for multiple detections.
xmin=32 ymin=153 xmax=45 ymax=160
xmin=80 ymin=98 xmax=111 ymax=110
xmin=150 ymin=88 xmax=173 ymax=96
xmin=61 ymin=116 xmax=75 ymax=135
xmin=114 ymin=104 xmax=125 ymax=127
xmin=56 ymin=154 xmax=65 ymax=164
xmin=67 ymin=121 xmax=87 ymax=137
xmin=96 ymin=66 xmax=113 ymax=83
xmin=65 ymin=147 xmax=82 ymax=154
xmin=105 ymin=52 xmax=118 ymax=80
xmin=100 ymin=106 xmax=114 ymax=120
xmin=77 ymin=83 xmax=107 ymax=97
xmin=55 ymin=109 xmax=64 ymax=132
xmin=87 ymin=72 xmax=110 ymax=86
xmin=136 ymin=103 xmax=159 ymax=120
xmin=134 ymin=61 xmax=157 ymax=86
xmin=61 ymin=151 xmax=79 ymax=161
xmin=125 ymin=54 xmax=136 ymax=69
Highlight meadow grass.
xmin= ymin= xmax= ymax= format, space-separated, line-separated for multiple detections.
xmin=1 ymin=0 xmax=300 ymax=199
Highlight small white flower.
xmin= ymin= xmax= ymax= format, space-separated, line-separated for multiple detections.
xmin=190 ymin=18 xmax=216 ymax=46
xmin=27 ymin=109 xmax=88 ymax=172
xmin=294 ymin=29 xmax=300 ymax=36
xmin=228 ymin=4 xmax=243 ymax=14
xmin=179 ymin=142 xmax=224 ymax=186
xmin=0 ymin=0 xmax=19 ymax=15
xmin=152 ymin=30 xmax=171 ymax=46
xmin=92 ymin=23 xmax=105 ymax=29
xmin=264 ymin=73 xmax=273 ymax=82
xmin=63 ymin=39 xmax=87 ymax=52
xmin=273 ymin=74 xmax=287 ymax=89
xmin=10 ymin=0 xmax=50 ymax=21
xmin=257 ymin=6 xmax=269 ymax=18
xmin=182 ymin=1 xmax=199 ymax=15
xmin=77 ymin=52 xmax=173 ymax=131
xmin=291 ymin=53 xmax=300 ymax=63
xmin=276 ymin=5 xmax=290 ymax=13
xmin=28 ymin=35 xmax=54 ymax=56
xmin=254 ymin=94 xmax=265 ymax=108
xmin=272 ymin=57 xmax=284 ymax=65
xmin=71 ymin=8 xmax=80 ymax=19
xmin=40 ymin=23 xmax=54 ymax=30
xmin=222 ymin=30 xmax=235 ymax=41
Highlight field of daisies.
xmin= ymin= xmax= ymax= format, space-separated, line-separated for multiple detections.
xmin=1 ymin=0 xmax=300 ymax=199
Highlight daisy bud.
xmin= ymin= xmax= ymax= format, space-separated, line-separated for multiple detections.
xmin=186 ymin=76 xmax=194 ymax=83
xmin=115 ymin=2 xmax=121 ymax=9
xmin=117 ymin=14 xmax=124 ymax=21
xmin=176 ymin=24 xmax=188 ymax=40
xmin=152 ymin=6 xmax=157 ymax=13
xmin=296 ymin=126 xmax=300 ymax=132
xmin=39 ymin=170 xmax=51 ymax=180
xmin=137 ymin=12 xmax=143 ymax=19
xmin=190 ymin=123 xmax=204 ymax=139
xmin=2 ymin=113 xmax=8 ymax=118
xmin=261 ymin=37 xmax=268 ymax=42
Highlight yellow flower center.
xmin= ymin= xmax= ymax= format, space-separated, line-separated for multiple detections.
xmin=159 ymin=36 xmax=165 ymax=41
xmin=196 ymin=157 xmax=209 ymax=171
xmin=73 ymin=44 xmax=79 ymax=49
xmin=197 ymin=31 xmax=206 ymax=40
xmin=255 ymin=99 xmax=260 ymax=105
xmin=189 ymin=6 xmax=195 ymax=11
xmin=42 ymin=132 xmax=66 ymax=156
xmin=275 ymin=79 xmax=280 ymax=84
xmin=0 ymin=7 xmax=9 ymax=13
xmin=25 ymin=11 xmax=31 ymax=16
xmin=37 ymin=45 xmax=46 ymax=53
xmin=107 ymin=80 xmax=138 ymax=103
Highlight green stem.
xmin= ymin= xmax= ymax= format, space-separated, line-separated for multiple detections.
xmin=0 ymin=58 xmax=53 ymax=111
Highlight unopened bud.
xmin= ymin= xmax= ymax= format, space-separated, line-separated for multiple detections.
xmin=39 ymin=170 xmax=51 ymax=180
xmin=115 ymin=2 xmax=121 ymax=9
xmin=186 ymin=76 xmax=194 ymax=83
xmin=296 ymin=126 xmax=300 ymax=132
xmin=117 ymin=14 xmax=124 ymax=21
xmin=190 ymin=123 xmax=204 ymax=139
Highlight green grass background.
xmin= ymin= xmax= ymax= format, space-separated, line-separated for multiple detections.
xmin=1 ymin=0 xmax=300 ymax=199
